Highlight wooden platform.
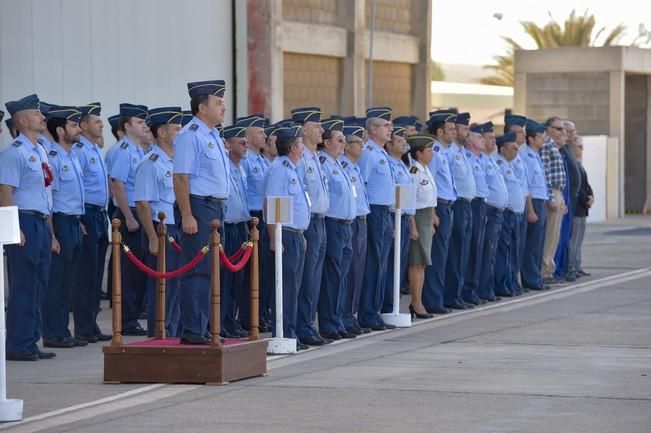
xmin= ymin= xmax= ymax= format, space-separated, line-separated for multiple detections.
xmin=103 ymin=338 xmax=268 ymax=384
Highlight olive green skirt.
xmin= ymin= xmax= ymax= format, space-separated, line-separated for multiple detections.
xmin=409 ymin=207 xmax=434 ymax=266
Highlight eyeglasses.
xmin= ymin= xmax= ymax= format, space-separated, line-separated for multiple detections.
xmin=551 ymin=126 xmax=564 ymax=131
xmin=578 ymin=145 xmax=584 ymax=149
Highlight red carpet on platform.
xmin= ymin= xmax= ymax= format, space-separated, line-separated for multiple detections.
xmin=125 ymin=338 xmax=246 ymax=347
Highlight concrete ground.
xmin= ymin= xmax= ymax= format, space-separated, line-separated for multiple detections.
xmin=2 ymin=216 xmax=651 ymax=432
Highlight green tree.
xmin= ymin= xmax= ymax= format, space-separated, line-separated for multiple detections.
xmin=481 ymin=10 xmax=627 ymax=87
xmin=431 ymin=60 xmax=445 ymax=81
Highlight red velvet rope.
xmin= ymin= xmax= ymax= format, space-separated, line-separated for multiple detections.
xmin=168 ymin=236 xmax=182 ymax=253
xmin=123 ymin=244 xmax=208 ymax=279
xmin=219 ymin=247 xmax=252 ymax=272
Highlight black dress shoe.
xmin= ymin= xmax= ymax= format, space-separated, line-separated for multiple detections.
xmin=360 ymin=327 xmax=372 ymax=333
xmin=43 ymin=338 xmax=74 ymax=348
xmin=368 ymin=323 xmax=387 ymax=331
xmin=181 ymin=332 xmax=209 ymax=345
xmin=70 ymin=338 xmax=89 ymax=347
xmin=38 ymin=350 xmax=56 ymax=359
xmin=259 ymin=324 xmax=272 ymax=333
xmin=521 ymin=287 xmax=530 ymax=293
xmin=462 ymin=302 xmax=475 ymax=309
xmin=320 ymin=332 xmax=342 ymax=341
xmin=579 ymin=270 xmax=591 ymax=277
xmin=338 ymin=331 xmax=357 ymax=339
xmin=564 ymin=274 xmax=577 ymax=282
xmin=346 ymin=327 xmax=363 ymax=335
xmin=7 ymin=352 xmax=38 ymax=361
xmin=487 ymin=295 xmax=502 ymax=302
xmin=527 ymin=286 xmax=545 ymax=291
xmin=383 ymin=323 xmax=397 ymax=329
xmin=122 ymin=326 xmax=147 ymax=336
xmin=495 ymin=292 xmax=514 ymax=297
xmin=445 ymin=302 xmax=468 ymax=310
xmin=300 ymin=336 xmax=328 ymax=346
xmin=427 ymin=307 xmax=450 ymax=314
xmin=463 ymin=297 xmax=480 ymax=306
xmin=95 ymin=333 xmax=112 ymax=341
xmin=296 ymin=342 xmax=309 ymax=351
xmin=76 ymin=334 xmax=99 ymax=343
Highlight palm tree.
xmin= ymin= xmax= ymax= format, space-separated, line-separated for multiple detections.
xmin=481 ymin=10 xmax=627 ymax=87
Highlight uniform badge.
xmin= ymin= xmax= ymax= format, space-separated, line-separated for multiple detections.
xmin=253 ymin=166 xmax=260 ymax=173
xmin=90 ymin=157 xmax=97 ymax=164
xmin=466 ymin=151 xmax=471 ymax=158
xmin=420 ymin=179 xmax=429 ymax=185
xmin=189 ymin=124 xmax=199 ymax=131
xmin=341 ymin=161 xmax=348 ymax=168
xmin=409 ymin=166 xmax=418 ymax=174
xmin=63 ymin=165 xmax=69 ymax=172
xmin=307 ymin=166 xmax=315 ymax=173
xmin=165 ymin=171 xmax=172 ymax=177
xmin=29 ymin=155 xmax=37 ymax=162
xmin=496 ymin=159 xmax=503 ymax=165
xmin=380 ymin=159 xmax=386 ymax=165
xmin=149 ymin=153 xmax=159 ymax=162
xmin=49 ymin=150 xmax=57 ymax=156
xmin=455 ymin=154 xmax=461 ymax=161
xmin=208 ymin=142 xmax=215 ymax=149
xmin=76 ymin=141 xmax=84 ymax=148
xmin=120 ymin=141 xmax=129 ymax=149
xmin=282 ymin=160 xmax=291 ymax=168
xmin=290 ymin=177 xmax=297 ymax=185
xmin=319 ymin=156 xmax=326 ymax=164
xmin=12 ymin=140 xmax=22 ymax=147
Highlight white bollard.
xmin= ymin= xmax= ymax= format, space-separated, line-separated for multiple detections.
xmin=0 ymin=206 xmax=24 ymax=421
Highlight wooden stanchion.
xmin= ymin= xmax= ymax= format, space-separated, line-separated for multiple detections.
xmin=155 ymin=212 xmax=167 ymax=340
xmin=249 ymin=218 xmax=260 ymax=341
xmin=111 ymin=219 xmax=123 ymax=346
xmin=210 ymin=220 xmax=222 ymax=348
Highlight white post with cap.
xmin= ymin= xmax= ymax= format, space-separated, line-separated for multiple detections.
xmin=381 ymin=184 xmax=415 ymax=328
xmin=0 ymin=206 xmax=24 ymax=421
xmin=265 ymin=196 xmax=297 ymax=355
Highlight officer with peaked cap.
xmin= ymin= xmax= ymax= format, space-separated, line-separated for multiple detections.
xmin=0 ymin=94 xmax=56 ymax=360
xmin=173 ymin=80 xmax=230 ymax=344
xmin=42 ymin=106 xmax=88 ymax=348
xmin=71 ymin=102 xmax=112 ymax=343
xmin=134 ymin=107 xmax=183 ymax=338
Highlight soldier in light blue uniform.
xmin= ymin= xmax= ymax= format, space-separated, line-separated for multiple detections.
xmin=494 ymin=132 xmax=526 ymax=297
xmin=238 ymin=114 xmax=272 ymax=332
xmin=103 ymin=112 xmax=123 ymax=304
xmin=423 ymin=111 xmax=457 ymax=314
xmin=357 ymin=107 xmax=397 ymax=331
xmin=505 ymin=114 xmax=530 ymax=295
xmin=134 ymin=107 xmax=183 ymax=338
xmin=317 ymin=118 xmax=357 ymax=340
xmin=5 ymin=117 xmax=19 ymax=139
xmin=445 ymin=112 xmax=477 ymax=309
xmin=173 ymin=80 xmax=230 ymax=344
xmin=292 ymin=107 xmax=331 ymax=346
xmin=42 ymin=106 xmax=87 ymax=348
xmin=37 ymin=102 xmax=55 ymax=153
xmin=381 ymin=125 xmax=415 ymax=315
xmin=109 ymin=103 xmax=150 ymax=335
xmin=521 ymin=120 xmax=550 ymax=291
xmin=462 ymin=128 xmax=490 ymax=305
xmin=0 ymin=94 xmax=56 ymax=361
xmin=477 ymin=122 xmax=508 ymax=302
xmin=220 ymin=123 xmax=252 ymax=339
xmin=71 ymin=102 xmax=112 ymax=343
xmin=340 ymin=123 xmax=371 ymax=335
xmin=263 ymin=125 xmax=310 ymax=350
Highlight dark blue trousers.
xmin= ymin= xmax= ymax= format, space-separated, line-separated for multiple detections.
xmin=72 ymin=205 xmax=109 ymax=337
xmin=359 ymin=205 xmax=393 ymax=327
xmin=494 ymin=209 xmax=520 ymax=296
xmin=271 ymin=229 xmax=305 ymax=339
xmin=146 ymin=224 xmax=181 ymax=338
xmin=554 ymin=191 xmax=573 ymax=278
xmin=342 ymin=216 xmax=367 ymax=330
xmin=319 ymin=218 xmax=353 ymax=334
xmin=6 ymin=213 xmax=51 ymax=355
xmin=444 ymin=199 xmax=472 ymax=305
xmin=382 ymin=214 xmax=410 ymax=314
xmin=296 ymin=217 xmax=326 ymax=339
xmin=43 ymin=214 xmax=82 ymax=340
xmin=423 ymin=202 xmax=453 ymax=311
xmin=177 ymin=197 xmax=224 ymax=337
xmin=477 ymin=206 xmax=503 ymax=300
xmin=522 ymin=199 xmax=548 ymax=289
xmin=248 ymin=211 xmax=273 ymax=327
xmin=462 ymin=199 xmax=487 ymax=303
xmin=222 ymin=221 xmax=249 ymax=334
xmin=513 ymin=205 xmax=529 ymax=293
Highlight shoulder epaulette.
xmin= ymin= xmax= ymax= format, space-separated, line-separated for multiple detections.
xmin=149 ymin=153 xmax=159 ymax=162
xmin=409 ymin=165 xmax=418 ymax=174
xmin=282 ymin=160 xmax=290 ymax=167
xmin=76 ymin=141 xmax=84 ymax=148
xmin=189 ymin=124 xmax=199 ymax=131
xmin=11 ymin=140 xmax=22 ymax=147
xmin=120 ymin=141 xmax=129 ymax=149
xmin=527 ymin=153 xmax=534 ymax=158
xmin=318 ymin=155 xmax=326 ymax=164
xmin=341 ymin=161 xmax=348 ymax=168
xmin=49 ymin=150 xmax=57 ymax=156
xmin=37 ymin=138 xmax=43 ymax=145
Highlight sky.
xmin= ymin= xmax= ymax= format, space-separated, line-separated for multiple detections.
xmin=431 ymin=0 xmax=651 ymax=65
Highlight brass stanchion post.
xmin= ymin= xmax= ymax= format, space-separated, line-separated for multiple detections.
xmin=249 ymin=218 xmax=260 ymax=341
xmin=111 ymin=219 xmax=123 ymax=346
xmin=210 ymin=220 xmax=222 ymax=347
xmin=155 ymin=212 xmax=167 ymax=340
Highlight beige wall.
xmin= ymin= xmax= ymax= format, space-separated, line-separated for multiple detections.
xmin=372 ymin=61 xmax=414 ymax=116
xmin=283 ymin=53 xmax=342 ymax=118
xmin=365 ymin=0 xmax=413 ymax=34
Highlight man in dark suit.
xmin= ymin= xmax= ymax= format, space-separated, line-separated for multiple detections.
xmin=568 ymin=136 xmax=593 ymax=278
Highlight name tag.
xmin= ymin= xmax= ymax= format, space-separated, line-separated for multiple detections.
xmin=351 ymin=184 xmax=358 ymax=198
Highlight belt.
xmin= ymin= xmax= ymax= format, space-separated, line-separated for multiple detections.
xmin=390 ymin=212 xmax=411 ymax=220
xmin=310 ymin=213 xmax=325 ymax=219
xmin=356 ymin=215 xmax=367 ymax=221
xmin=53 ymin=212 xmax=81 ymax=220
xmin=437 ymin=198 xmax=453 ymax=205
xmin=189 ymin=194 xmax=225 ymax=204
xmin=326 ymin=217 xmax=353 ymax=225
xmin=456 ymin=197 xmax=472 ymax=203
xmin=370 ymin=204 xmax=390 ymax=211
xmin=472 ymin=197 xmax=487 ymax=203
xmin=487 ymin=204 xmax=505 ymax=212
xmin=283 ymin=227 xmax=304 ymax=234
xmin=19 ymin=210 xmax=49 ymax=220
xmin=250 ymin=210 xmax=263 ymax=217
xmin=85 ymin=203 xmax=106 ymax=212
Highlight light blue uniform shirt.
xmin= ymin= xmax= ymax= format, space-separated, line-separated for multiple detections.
xmin=388 ymin=156 xmax=415 ymax=216
xmin=38 ymin=134 xmax=54 ymax=153
xmin=496 ymin=155 xmax=525 ymax=213
xmin=357 ymin=139 xmax=395 ymax=206
xmin=483 ymin=154 xmax=508 ymax=210
xmin=133 ymin=145 xmax=175 ymax=224
xmin=241 ymin=149 xmax=268 ymax=212
xmin=340 ymin=155 xmax=370 ymax=217
xmin=104 ymin=141 xmax=122 ymax=175
xmin=449 ymin=143 xmax=476 ymax=199
xmin=319 ymin=151 xmax=356 ymax=221
xmin=512 ymin=153 xmax=529 ymax=201
xmin=467 ymin=151 xmax=488 ymax=199
xmin=427 ymin=141 xmax=457 ymax=201
xmin=0 ymin=133 xmax=52 ymax=215
xmin=73 ymin=135 xmax=109 ymax=207
xmin=109 ymin=136 xmax=146 ymax=207
xmin=264 ymin=156 xmax=310 ymax=231
xmin=520 ymin=145 xmax=548 ymax=201
xmin=297 ymin=148 xmax=329 ymax=215
xmin=48 ymin=142 xmax=85 ymax=215
xmin=173 ymin=117 xmax=230 ymax=198
xmin=225 ymin=159 xmax=251 ymax=224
